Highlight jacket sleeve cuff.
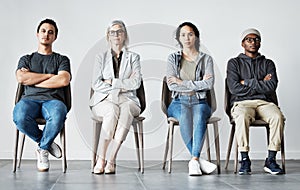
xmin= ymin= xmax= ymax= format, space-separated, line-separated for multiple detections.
xmin=112 ymin=78 xmax=121 ymax=89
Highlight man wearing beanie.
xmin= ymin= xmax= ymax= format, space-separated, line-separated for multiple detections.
xmin=226 ymin=28 xmax=285 ymax=175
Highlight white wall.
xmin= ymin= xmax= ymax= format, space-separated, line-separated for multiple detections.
xmin=1 ymin=0 xmax=299 ymax=164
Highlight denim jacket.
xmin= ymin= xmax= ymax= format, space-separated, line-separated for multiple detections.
xmin=166 ymin=51 xmax=214 ymax=100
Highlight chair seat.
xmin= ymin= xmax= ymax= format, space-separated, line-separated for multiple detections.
xmin=167 ymin=117 xmax=179 ymax=124
xmin=35 ymin=118 xmax=46 ymax=125
xmin=92 ymin=115 xmax=145 ymax=122
xmin=168 ymin=116 xmax=221 ymax=124
xmin=230 ymin=118 xmax=268 ymax=126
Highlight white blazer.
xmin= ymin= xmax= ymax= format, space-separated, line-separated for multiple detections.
xmin=89 ymin=48 xmax=142 ymax=107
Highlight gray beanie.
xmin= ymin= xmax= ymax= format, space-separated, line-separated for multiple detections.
xmin=241 ymin=28 xmax=261 ymax=41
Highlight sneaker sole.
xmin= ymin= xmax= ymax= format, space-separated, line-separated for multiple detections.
xmin=38 ymin=168 xmax=49 ymax=172
xmin=239 ymin=171 xmax=251 ymax=175
xmin=49 ymin=143 xmax=62 ymax=158
xmin=263 ymin=167 xmax=280 ymax=175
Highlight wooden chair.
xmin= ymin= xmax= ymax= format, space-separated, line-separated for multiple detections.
xmin=91 ymin=80 xmax=146 ymax=173
xmin=223 ymin=78 xmax=286 ymax=174
xmin=161 ymin=76 xmax=221 ymax=174
xmin=13 ymin=83 xmax=71 ymax=173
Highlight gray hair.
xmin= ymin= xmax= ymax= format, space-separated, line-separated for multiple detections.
xmin=106 ymin=20 xmax=129 ymax=47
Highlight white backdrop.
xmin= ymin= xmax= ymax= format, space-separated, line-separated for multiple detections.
xmin=1 ymin=0 xmax=299 ymax=164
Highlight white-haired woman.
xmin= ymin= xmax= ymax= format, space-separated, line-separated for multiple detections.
xmin=89 ymin=20 xmax=142 ymax=174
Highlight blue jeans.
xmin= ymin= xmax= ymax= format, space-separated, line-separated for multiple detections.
xmin=167 ymin=95 xmax=211 ymax=158
xmin=13 ymin=98 xmax=67 ymax=150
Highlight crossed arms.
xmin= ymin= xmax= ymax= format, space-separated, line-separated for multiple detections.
xmin=16 ymin=68 xmax=71 ymax=89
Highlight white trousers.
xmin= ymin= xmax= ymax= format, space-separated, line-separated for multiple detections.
xmin=91 ymin=94 xmax=141 ymax=142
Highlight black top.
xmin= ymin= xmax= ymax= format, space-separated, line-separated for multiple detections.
xmin=17 ymin=52 xmax=71 ymax=103
xmin=112 ymin=50 xmax=123 ymax=78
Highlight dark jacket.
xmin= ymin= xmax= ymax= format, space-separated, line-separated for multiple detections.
xmin=226 ymin=53 xmax=278 ymax=107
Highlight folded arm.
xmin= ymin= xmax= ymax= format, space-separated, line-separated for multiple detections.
xmin=112 ymin=54 xmax=142 ymax=91
xmin=16 ymin=68 xmax=54 ymax=86
xmin=243 ymin=61 xmax=278 ymax=93
xmin=91 ymin=53 xmax=113 ymax=94
xmin=167 ymin=54 xmax=214 ymax=92
xmin=35 ymin=70 xmax=71 ymax=88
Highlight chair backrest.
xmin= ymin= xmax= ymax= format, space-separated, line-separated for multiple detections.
xmin=63 ymin=84 xmax=72 ymax=112
xmin=161 ymin=76 xmax=173 ymax=116
xmin=161 ymin=76 xmax=216 ymax=116
xmin=136 ymin=80 xmax=146 ymax=114
xmin=224 ymin=78 xmax=279 ymax=119
xmin=224 ymin=78 xmax=232 ymax=118
xmin=15 ymin=83 xmax=72 ymax=112
xmin=89 ymin=79 xmax=146 ymax=114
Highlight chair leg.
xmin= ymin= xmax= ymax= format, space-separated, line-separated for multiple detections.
xmin=162 ymin=125 xmax=170 ymax=170
xmin=281 ymin=133 xmax=286 ymax=174
xmin=225 ymin=125 xmax=235 ymax=170
xmin=168 ymin=122 xmax=175 ymax=173
xmin=234 ymin=141 xmax=238 ymax=174
xmin=91 ymin=121 xmax=101 ymax=173
xmin=138 ymin=121 xmax=144 ymax=174
xmin=133 ymin=123 xmax=141 ymax=171
xmin=13 ymin=129 xmax=19 ymax=172
xmin=60 ymin=126 xmax=67 ymax=173
xmin=205 ymin=130 xmax=211 ymax=162
xmin=213 ymin=121 xmax=221 ymax=174
xmin=18 ymin=133 xmax=26 ymax=169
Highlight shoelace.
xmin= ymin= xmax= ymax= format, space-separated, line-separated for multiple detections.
xmin=39 ymin=150 xmax=49 ymax=163
xmin=269 ymin=160 xmax=280 ymax=169
xmin=240 ymin=160 xmax=250 ymax=168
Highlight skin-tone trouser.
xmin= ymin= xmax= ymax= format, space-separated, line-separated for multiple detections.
xmin=231 ymin=99 xmax=285 ymax=152
xmin=91 ymin=94 xmax=141 ymax=142
xmin=92 ymin=94 xmax=141 ymax=162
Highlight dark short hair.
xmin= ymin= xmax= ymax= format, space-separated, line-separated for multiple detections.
xmin=175 ymin=22 xmax=200 ymax=51
xmin=37 ymin=18 xmax=58 ymax=38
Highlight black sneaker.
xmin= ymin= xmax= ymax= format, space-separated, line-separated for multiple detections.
xmin=263 ymin=158 xmax=284 ymax=175
xmin=239 ymin=158 xmax=251 ymax=175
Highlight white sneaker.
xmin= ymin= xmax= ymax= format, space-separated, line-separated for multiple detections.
xmin=48 ymin=142 xmax=62 ymax=158
xmin=199 ymin=158 xmax=217 ymax=174
xmin=93 ymin=159 xmax=105 ymax=174
xmin=188 ymin=159 xmax=202 ymax=176
xmin=36 ymin=149 xmax=49 ymax=172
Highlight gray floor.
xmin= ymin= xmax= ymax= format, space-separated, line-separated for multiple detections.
xmin=0 ymin=159 xmax=299 ymax=190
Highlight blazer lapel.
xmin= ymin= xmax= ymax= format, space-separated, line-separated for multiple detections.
xmin=105 ymin=50 xmax=115 ymax=78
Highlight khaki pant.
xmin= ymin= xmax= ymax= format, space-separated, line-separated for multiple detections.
xmin=91 ymin=94 xmax=141 ymax=142
xmin=231 ymin=99 xmax=285 ymax=152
